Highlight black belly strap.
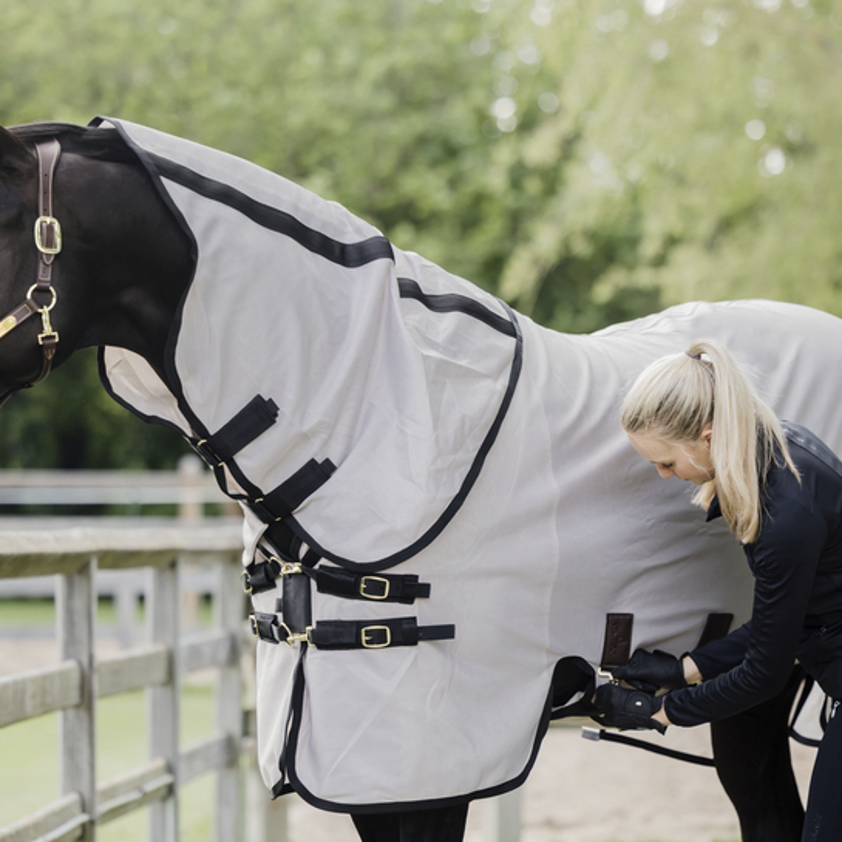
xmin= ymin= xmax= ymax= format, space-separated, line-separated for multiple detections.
xmin=249 ymin=612 xmax=455 ymax=650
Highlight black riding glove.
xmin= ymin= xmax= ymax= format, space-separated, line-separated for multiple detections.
xmin=592 ymin=683 xmax=667 ymax=734
xmin=612 ymin=648 xmax=687 ymax=693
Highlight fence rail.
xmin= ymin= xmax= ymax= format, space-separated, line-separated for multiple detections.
xmin=0 ymin=514 xmax=282 ymax=842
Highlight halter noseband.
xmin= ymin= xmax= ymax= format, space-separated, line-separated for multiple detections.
xmin=0 ymin=138 xmax=62 ymax=403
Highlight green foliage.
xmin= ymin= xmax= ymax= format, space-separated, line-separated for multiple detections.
xmin=0 ymin=0 xmax=841 ymax=468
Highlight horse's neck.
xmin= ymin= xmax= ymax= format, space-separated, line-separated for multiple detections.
xmin=61 ymin=151 xmax=192 ymax=380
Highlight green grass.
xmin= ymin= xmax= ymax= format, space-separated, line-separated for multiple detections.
xmin=0 ymin=682 xmax=220 ymax=841
xmin=0 ymin=595 xmax=215 ymax=630
xmin=0 ymin=598 xmax=226 ymax=841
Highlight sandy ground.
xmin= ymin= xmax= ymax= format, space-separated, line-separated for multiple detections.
xmin=1 ymin=637 xmax=817 ymax=842
xmin=282 ymin=725 xmax=816 ymax=842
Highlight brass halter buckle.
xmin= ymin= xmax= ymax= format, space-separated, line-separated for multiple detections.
xmin=0 ymin=140 xmax=62 ymax=395
xmin=34 ymin=215 xmax=62 ymax=255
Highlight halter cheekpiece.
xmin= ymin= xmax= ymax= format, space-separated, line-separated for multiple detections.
xmin=0 ymin=138 xmax=61 ymax=401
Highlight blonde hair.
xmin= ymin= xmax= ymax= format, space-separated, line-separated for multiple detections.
xmin=620 ymin=340 xmax=798 ymax=543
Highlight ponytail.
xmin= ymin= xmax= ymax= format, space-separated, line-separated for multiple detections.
xmin=620 ymin=340 xmax=798 ymax=543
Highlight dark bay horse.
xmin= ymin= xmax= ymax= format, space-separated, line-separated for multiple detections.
xmin=1 ymin=119 xmax=838 ymax=842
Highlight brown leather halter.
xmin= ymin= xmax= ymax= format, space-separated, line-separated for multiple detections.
xmin=0 ymin=138 xmax=62 ymax=404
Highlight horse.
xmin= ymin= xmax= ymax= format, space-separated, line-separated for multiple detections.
xmin=2 ymin=117 xmax=840 ymax=842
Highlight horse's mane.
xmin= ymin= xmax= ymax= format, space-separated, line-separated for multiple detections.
xmin=9 ymin=122 xmax=139 ymax=164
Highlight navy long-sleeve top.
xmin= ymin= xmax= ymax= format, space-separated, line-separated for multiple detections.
xmin=664 ymin=423 xmax=842 ymax=728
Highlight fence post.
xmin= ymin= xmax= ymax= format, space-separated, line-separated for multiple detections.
xmin=214 ymin=558 xmax=245 ymax=842
xmin=57 ymin=555 xmax=98 ymax=841
xmin=147 ymin=559 xmax=180 ymax=842
xmin=487 ymin=790 xmax=522 ymax=842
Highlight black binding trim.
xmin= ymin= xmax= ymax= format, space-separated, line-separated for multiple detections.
xmin=95 ymin=118 xmax=523 ymax=576
xmin=398 ymin=277 xmax=516 ymax=337
xmin=148 ymin=153 xmax=395 ymax=268
xmin=275 ymin=652 xmax=555 ymax=811
xmin=281 ymin=301 xmax=523 ymax=572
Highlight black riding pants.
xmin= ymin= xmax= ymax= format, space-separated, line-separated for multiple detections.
xmin=802 ymin=701 xmax=842 ymax=842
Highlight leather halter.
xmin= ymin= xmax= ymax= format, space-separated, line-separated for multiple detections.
xmin=0 ymin=138 xmax=62 ymax=404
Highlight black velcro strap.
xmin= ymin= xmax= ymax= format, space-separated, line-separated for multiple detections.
xmin=697 ymin=612 xmax=734 ymax=648
xmin=308 ymin=617 xmax=455 ymax=650
xmin=251 ymin=458 xmax=337 ymax=522
xmin=196 ymin=395 xmax=279 ymax=465
xmin=283 ymin=569 xmax=312 ymax=636
xmin=311 ymin=567 xmax=431 ymax=604
xmin=249 ymin=611 xmax=288 ymax=644
xmin=241 ymin=557 xmax=283 ymax=594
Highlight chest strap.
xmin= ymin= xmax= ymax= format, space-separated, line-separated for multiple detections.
xmin=250 ymin=612 xmax=454 ymax=650
xmin=242 ymin=559 xmax=431 ymax=603
xmin=192 ymin=395 xmax=279 ymax=466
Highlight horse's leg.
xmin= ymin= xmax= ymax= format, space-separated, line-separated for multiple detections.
xmin=350 ymin=804 xmax=469 ymax=842
xmin=709 ymin=665 xmax=804 ymax=842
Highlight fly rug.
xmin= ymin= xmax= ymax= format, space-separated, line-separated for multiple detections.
xmin=95 ymin=118 xmax=842 ymax=815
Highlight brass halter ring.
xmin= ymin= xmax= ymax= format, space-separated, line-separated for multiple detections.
xmin=26 ymin=284 xmax=58 ymax=311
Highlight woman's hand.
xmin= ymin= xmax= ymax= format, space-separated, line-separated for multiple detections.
xmin=593 ymin=683 xmax=668 ymax=734
xmin=613 ymin=648 xmax=687 ymax=692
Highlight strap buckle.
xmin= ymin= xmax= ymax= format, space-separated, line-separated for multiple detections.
xmin=361 ymin=625 xmax=392 ymax=649
xmin=34 ymin=216 xmax=62 ymax=255
xmin=249 ymin=612 xmax=312 ymax=647
xmin=285 ymin=626 xmax=312 ymax=647
xmin=280 ymin=561 xmax=303 ymax=576
xmin=359 ymin=575 xmax=390 ymax=600
xmin=194 ymin=438 xmax=224 ymax=467
xmin=242 ymin=570 xmax=254 ymax=595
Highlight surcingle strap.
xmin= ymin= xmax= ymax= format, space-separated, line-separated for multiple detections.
xmin=312 ymin=567 xmax=431 ymax=603
xmin=250 ymin=613 xmax=455 ymax=649
xmin=310 ymin=618 xmax=454 ymax=649
xmin=251 ymin=458 xmax=337 ymax=523
xmin=193 ymin=394 xmax=279 ymax=465
xmin=243 ymin=560 xmax=432 ymax=604
xmin=697 ymin=612 xmax=733 ymax=648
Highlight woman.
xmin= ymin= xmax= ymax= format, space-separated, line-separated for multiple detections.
xmin=595 ymin=339 xmax=842 ymax=842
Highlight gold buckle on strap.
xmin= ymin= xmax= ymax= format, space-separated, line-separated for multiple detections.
xmin=34 ymin=216 xmax=62 ymax=255
xmin=282 ymin=622 xmax=312 ymax=647
xmin=361 ymin=625 xmax=392 ymax=649
xmin=359 ymin=575 xmax=390 ymax=600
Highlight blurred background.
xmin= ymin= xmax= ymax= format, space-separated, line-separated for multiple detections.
xmin=1 ymin=3 xmax=840 ymax=840
xmin=1 ymin=0 xmax=841 ymax=473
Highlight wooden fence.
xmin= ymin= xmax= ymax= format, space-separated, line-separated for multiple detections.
xmin=0 ymin=466 xmax=524 ymax=842
xmin=0 ymin=461 xmax=294 ymax=842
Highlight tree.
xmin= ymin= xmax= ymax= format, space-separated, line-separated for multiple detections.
xmin=0 ymin=0 xmax=840 ymax=468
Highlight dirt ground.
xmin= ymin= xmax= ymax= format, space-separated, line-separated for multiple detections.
xmin=1 ymin=638 xmax=816 ymax=842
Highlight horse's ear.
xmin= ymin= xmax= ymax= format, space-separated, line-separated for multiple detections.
xmin=0 ymin=127 xmax=36 ymax=178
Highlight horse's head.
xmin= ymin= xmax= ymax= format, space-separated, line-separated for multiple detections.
xmin=0 ymin=126 xmax=54 ymax=402
xmin=0 ymin=121 xmax=194 ymax=404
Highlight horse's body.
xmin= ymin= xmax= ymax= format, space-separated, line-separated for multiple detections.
xmin=1 ymin=118 xmax=838 ymax=842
